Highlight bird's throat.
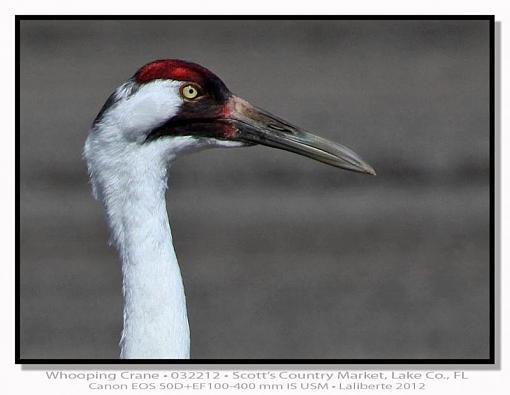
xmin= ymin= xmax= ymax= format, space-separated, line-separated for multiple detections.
xmin=85 ymin=129 xmax=231 ymax=359
xmin=98 ymin=147 xmax=190 ymax=359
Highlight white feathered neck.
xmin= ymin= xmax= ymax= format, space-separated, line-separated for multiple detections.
xmin=85 ymin=79 xmax=242 ymax=358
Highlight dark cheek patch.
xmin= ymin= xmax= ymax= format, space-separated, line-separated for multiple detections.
xmin=145 ymin=100 xmax=238 ymax=142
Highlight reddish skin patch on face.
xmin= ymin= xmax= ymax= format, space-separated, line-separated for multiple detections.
xmin=221 ymin=102 xmax=232 ymax=118
xmin=220 ymin=100 xmax=237 ymax=139
xmin=222 ymin=123 xmax=237 ymax=139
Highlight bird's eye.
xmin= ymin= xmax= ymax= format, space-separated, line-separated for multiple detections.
xmin=180 ymin=84 xmax=201 ymax=100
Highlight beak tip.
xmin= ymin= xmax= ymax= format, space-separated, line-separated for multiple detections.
xmin=365 ymin=166 xmax=377 ymax=176
xmin=355 ymin=161 xmax=376 ymax=176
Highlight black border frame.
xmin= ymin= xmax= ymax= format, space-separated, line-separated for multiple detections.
xmin=15 ymin=15 xmax=496 ymax=365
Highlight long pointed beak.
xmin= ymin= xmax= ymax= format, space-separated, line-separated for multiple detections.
xmin=226 ymin=96 xmax=376 ymax=175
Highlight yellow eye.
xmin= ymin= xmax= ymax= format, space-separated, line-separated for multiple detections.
xmin=180 ymin=84 xmax=200 ymax=100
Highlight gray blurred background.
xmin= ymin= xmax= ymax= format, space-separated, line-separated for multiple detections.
xmin=19 ymin=19 xmax=491 ymax=359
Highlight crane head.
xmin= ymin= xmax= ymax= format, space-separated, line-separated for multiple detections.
xmin=90 ymin=59 xmax=375 ymax=175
